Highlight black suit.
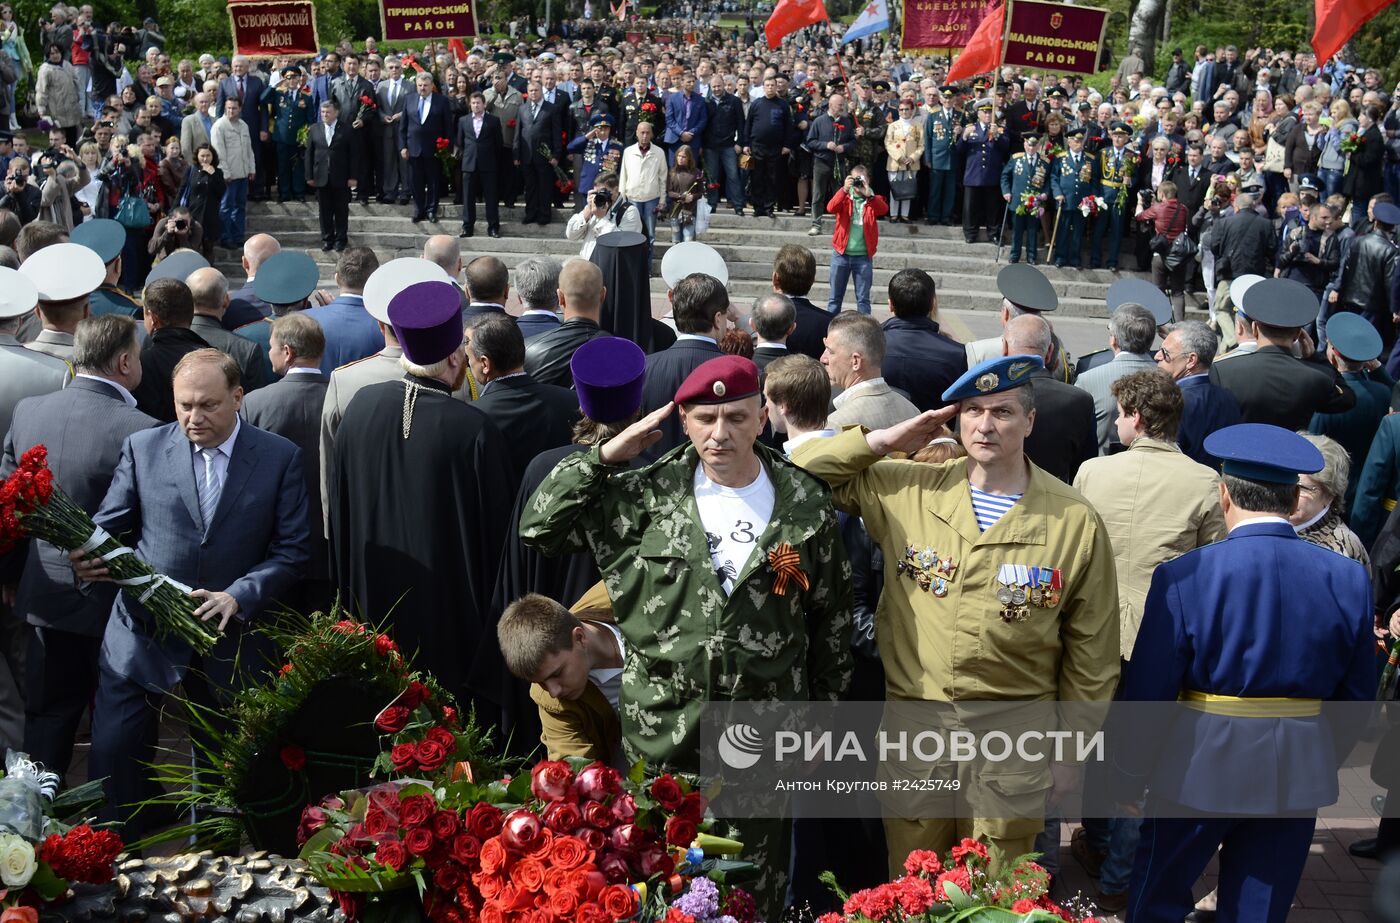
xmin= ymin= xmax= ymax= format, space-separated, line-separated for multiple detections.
xmin=514 ymin=98 xmax=562 ymax=225
xmin=472 ymin=374 xmax=580 ymax=495
xmin=786 ymin=295 xmax=833 ymax=361
xmin=133 ymin=326 xmax=212 ymax=422
xmin=641 ymin=337 xmax=723 ymax=454
xmin=1170 ymin=164 xmax=1212 ymax=221
xmin=331 ymin=74 xmax=377 ymax=201
xmin=1022 ymin=372 xmax=1097 ymax=483
xmin=753 ymin=344 xmax=788 ymax=372
xmin=399 ymin=91 xmax=454 ymax=219
xmin=305 ymin=120 xmax=354 ymax=247
xmin=457 ymin=111 xmax=503 ymax=233
xmin=1209 ymin=345 xmax=1356 ymax=430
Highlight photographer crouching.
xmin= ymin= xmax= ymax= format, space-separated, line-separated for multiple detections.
xmin=564 ymin=172 xmax=642 ymax=260
xmin=148 ymin=206 xmax=203 ymax=261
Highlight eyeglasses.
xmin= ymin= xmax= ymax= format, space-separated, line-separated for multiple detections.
xmin=1153 ymin=347 xmax=1175 ymax=361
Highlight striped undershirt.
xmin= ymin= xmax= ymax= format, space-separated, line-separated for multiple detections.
xmin=969 ymin=486 xmax=1022 ymax=532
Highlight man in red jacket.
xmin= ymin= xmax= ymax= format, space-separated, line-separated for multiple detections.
xmin=826 ymin=165 xmax=889 ymax=315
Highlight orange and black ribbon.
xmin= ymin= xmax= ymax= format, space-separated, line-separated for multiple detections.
xmin=768 ymin=543 xmax=809 ymax=596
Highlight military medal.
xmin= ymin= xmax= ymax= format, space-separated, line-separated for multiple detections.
xmin=899 ymin=545 xmax=954 ymax=596
xmin=1010 ymin=564 xmax=1030 ymax=606
xmin=1028 ymin=566 xmax=1043 ymax=607
xmin=996 ymin=564 xmax=1016 ymax=605
xmin=1048 ymin=568 xmax=1063 ymax=606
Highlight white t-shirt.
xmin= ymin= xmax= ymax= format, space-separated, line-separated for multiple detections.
xmin=587 ymin=622 xmax=626 ymax=710
xmin=693 ymin=465 xmax=775 ymax=595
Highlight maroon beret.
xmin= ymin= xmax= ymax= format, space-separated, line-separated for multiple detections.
xmin=674 ymin=355 xmax=760 ymax=406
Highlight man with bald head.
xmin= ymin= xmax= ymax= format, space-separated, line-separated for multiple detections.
xmin=226 ymin=234 xmax=280 ymax=330
xmin=524 ymin=258 xmax=609 ymax=387
xmin=1004 ymin=313 xmax=1096 ymax=483
xmin=464 ymin=254 xmax=513 ymax=322
xmin=187 ymin=266 xmax=267 ymax=391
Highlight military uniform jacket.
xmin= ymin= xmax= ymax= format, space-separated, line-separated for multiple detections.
xmin=792 ymin=427 xmax=1120 ymax=705
xmin=921 ymin=108 xmax=957 ymax=171
xmin=519 ymin=441 xmax=854 ymax=771
xmin=1209 ymin=346 xmax=1356 ymax=431
xmin=851 ymin=101 xmax=888 ymax=169
xmin=1000 ymin=151 xmax=1050 ymax=201
xmin=1052 ymin=148 xmax=1097 ymax=204
xmin=1095 ymin=145 xmax=1138 ymax=209
xmin=955 ymin=123 xmax=1009 ymax=186
xmin=263 ymin=85 xmax=313 ymax=144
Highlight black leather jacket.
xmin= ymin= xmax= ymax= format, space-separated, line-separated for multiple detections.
xmin=523 ymin=317 xmax=608 ymax=388
xmin=1338 ymin=229 xmax=1397 ymax=315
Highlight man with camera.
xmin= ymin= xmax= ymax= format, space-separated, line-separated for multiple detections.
xmin=148 ymin=206 xmax=203 ymax=261
xmin=0 ymin=157 xmax=38 ymax=224
xmin=826 ymin=165 xmax=888 ymax=315
xmin=565 ymin=172 xmax=642 ymax=260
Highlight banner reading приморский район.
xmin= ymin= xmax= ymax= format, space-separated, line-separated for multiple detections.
xmin=379 ymin=0 xmax=478 ymax=41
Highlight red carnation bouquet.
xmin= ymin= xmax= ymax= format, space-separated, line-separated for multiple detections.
xmin=435 ymin=136 xmax=458 ymax=175
xmin=300 ymin=758 xmax=757 ymax=923
xmin=356 ymin=94 xmax=378 ymax=125
xmin=818 ymin=843 xmax=1102 ymax=923
xmin=537 ymin=143 xmax=574 ymax=194
xmin=0 ymin=446 xmax=219 ymax=654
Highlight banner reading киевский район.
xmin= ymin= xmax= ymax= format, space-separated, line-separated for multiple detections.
xmin=901 ymin=0 xmax=994 ymax=51
xmin=379 ymin=0 xmax=478 ymax=41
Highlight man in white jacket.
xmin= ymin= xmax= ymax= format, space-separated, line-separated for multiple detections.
xmin=210 ymin=96 xmax=256 ymax=249
xmin=564 ymin=174 xmax=642 ymax=259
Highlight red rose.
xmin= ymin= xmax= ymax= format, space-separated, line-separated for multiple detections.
xmin=578 ymin=903 xmax=612 ymax=923
xmin=466 ymin=802 xmax=504 ymax=839
xmin=297 ymin=805 xmax=328 ymax=846
xmin=607 ymin=823 xmax=645 ymax=853
xmin=525 ymin=826 xmax=554 ymax=859
xmin=391 ymin=742 xmax=418 ymax=771
xmin=376 ymin=705 xmax=411 ymax=734
xmin=435 ymin=862 xmax=467 ymax=891
xmin=480 ymin=904 xmax=505 ymax=923
xmin=508 ymin=118 xmax=517 ymax=128
xmin=374 ymin=633 xmax=399 ymax=657
xmin=610 ymin=793 xmax=637 ymax=823
xmin=432 ymin=809 xmax=461 ymax=840
xmin=601 ymin=884 xmax=638 ymax=919
xmin=576 ymin=827 xmax=605 ymax=851
xmin=598 ymin=852 xmax=630 ymax=883
xmin=1 ymin=910 xmax=39 ymax=923
xmin=581 ymin=801 xmax=614 ymax=829
xmin=638 ymin=845 xmax=674 ymax=878
xmin=510 ymin=856 xmax=547 ymax=892
xmin=549 ymin=888 xmax=580 ymax=917
xmin=576 ymin=763 xmax=622 ymax=801
xmin=499 ymin=808 xmax=544 ymax=852
xmin=676 ymin=791 xmax=706 ymax=823
xmin=400 ymin=792 xmax=437 ymax=828
xmin=280 ymin=744 xmax=306 ymax=771
xmin=364 ymin=806 xmax=396 ymax=837
xmin=405 ymin=826 xmax=436 ymax=856
xmin=479 ymin=836 xmax=510 ymax=875
xmin=427 ymin=725 xmax=457 ymax=750
xmin=450 ymin=833 xmax=482 ymax=864
xmin=376 ymin=840 xmax=409 ymax=871
xmin=474 ymin=870 xmax=507 ymax=901
xmin=649 ymin=774 xmax=683 ymax=811
xmin=665 ymin=816 xmax=697 ymax=848
xmin=547 ymin=835 xmax=590 ymax=870
xmin=401 ymin=680 xmax=431 ymax=709
xmin=568 ymin=868 xmax=606 ymax=901
xmin=541 ymin=801 xmax=582 ymax=833
xmin=530 ymin=760 xmax=575 ymax=803
xmin=416 ymin=737 xmax=450 ymax=771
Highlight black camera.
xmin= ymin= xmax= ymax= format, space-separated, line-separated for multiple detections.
xmin=851 ymin=175 xmax=864 ymax=186
xmin=592 ymin=189 xmax=612 ymax=207
xmin=174 ymin=218 xmax=188 ymax=230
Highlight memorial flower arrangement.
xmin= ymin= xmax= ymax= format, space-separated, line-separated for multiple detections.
xmin=816 ymin=843 xmax=1102 ymax=923
xmin=1078 ymin=195 xmax=1106 ymax=217
xmin=1015 ymin=190 xmax=1045 ymax=218
xmin=0 ymin=753 xmax=124 ymax=915
xmin=0 ymin=445 xmax=219 ymax=654
xmin=639 ymin=100 xmax=660 ymax=124
xmin=300 ymin=758 xmax=759 ymax=923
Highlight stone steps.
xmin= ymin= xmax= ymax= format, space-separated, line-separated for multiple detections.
xmin=231 ymin=202 xmax=1145 ymax=315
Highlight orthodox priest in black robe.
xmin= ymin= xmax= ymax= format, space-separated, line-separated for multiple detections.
xmin=482 ymin=336 xmax=648 ymax=754
xmin=329 ymin=278 xmax=513 ymax=721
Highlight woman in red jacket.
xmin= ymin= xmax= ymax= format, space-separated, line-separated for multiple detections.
xmin=825 ymin=165 xmax=889 ymax=315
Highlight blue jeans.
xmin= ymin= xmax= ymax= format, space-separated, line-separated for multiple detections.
xmin=827 ymin=251 xmax=872 ymax=314
xmin=634 ymin=196 xmax=659 ymax=266
xmin=704 ymin=146 xmax=745 ymax=209
xmin=1319 ymin=166 xmax=1344 ymax=198
xmin=671 ymin=218 xmax=695 ymax=241
xmin=1085 ymin=814 xmax=1142 ymax=894
xmin=220 ymin=177 xmax=249 ymax=245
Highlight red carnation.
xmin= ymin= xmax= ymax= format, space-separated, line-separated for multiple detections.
xmin=375 ymin=633 xmax=399 ymax=656
xmin=903 ymin=848 xmax=943 ymax=877
xmin=376 ymin=705 xmax=411 ymax=734
xmin=376 ymin=840 xmax=409 ymax=871
xmin=280 ymin=744 xmax=306 ymax=771
xmin=441 ymin=705 xmax=459 ymax=726
xmin=508 ymin=118 xmax=517 ymax=128
xmin=436 ymin=137 xmax=451 ymax=150
xmin=950 ymin=836 xmax=989 ymax=866
xmin=933 ymin=866 xmax=972 ymax=902
xmin=39 ymin=824 xmax=123 ymax=885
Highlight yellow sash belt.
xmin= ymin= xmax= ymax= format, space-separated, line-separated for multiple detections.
xmin=1180 ymin=690 xmax=1321 ymax=718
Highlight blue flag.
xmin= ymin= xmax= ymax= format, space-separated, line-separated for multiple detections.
xmin=842 ymin=0 xmax=889 ymax=43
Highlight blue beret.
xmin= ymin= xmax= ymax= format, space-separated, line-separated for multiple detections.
xmin=1205 ymin=423 xmax=1324 ymax=485
xmin=1326 ymin=311 xmax=1383 ymax=362
xmin=71 ymin=218 xmax=126 ymax=264
xmin=145 ymin=249 xmax=210 ymax=287
xmin=1239 ymin=277 xmax=1317 ymax=329
xmin=389 ymin=280 xmax=464 ymax=366
xmin=572 ymin=336 xmax=645 ymax=422
xmin=942 ymin=354 xmax=1044 ymax=402
xmin=1106 ymin=277 xmax=1171 ymax=326
xmin=253 ymin=251 xmax=320 ymax=306
xmin=996 ymin=263 xmax=1057 ymax=313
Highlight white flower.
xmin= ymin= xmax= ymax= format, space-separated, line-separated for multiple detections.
xmin=0 ymin=833 xmax=37 ymax=888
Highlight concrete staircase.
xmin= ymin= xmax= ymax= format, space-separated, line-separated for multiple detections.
xmin=224 ymin=201 xmax=1145 ymax=317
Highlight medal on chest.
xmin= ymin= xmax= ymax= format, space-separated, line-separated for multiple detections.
xmin=896 ymin=544 xmax=958 ymax=597
xmin=996 ymin=563 xmax=1063 ymax=621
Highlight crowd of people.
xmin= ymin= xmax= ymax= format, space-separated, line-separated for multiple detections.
xmin=3 ymin=7 xmax=1400 ymax=923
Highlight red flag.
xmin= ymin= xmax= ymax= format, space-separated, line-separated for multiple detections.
xmin=764 ymin=0 xmax=829 ymax=49
xmin=1313 ymin=0 xmax=1395 ymax=67
xmin=946 ymin=1 xmax=1005 ymax=83
xmin=448 ymin=37 xmax=468 ymax=62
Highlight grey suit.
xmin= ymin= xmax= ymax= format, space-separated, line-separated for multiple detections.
xmin=0 ymin=377 xmax=158 ymax=776
xmin=190 ymin=315 xmax=268 ymax=391
xmin=1074 ymin=352 xmax=1160 ymax=452
xmin=89 ymin=421 xmax=309 ymax=829
xmin=180 ymin=112 xmax=212 ymax=163
xmin=377 ymin=78 xmax=412 ymax=200
xmin=25 ymin=330 xmax=75 ymax=362
xmin=243 ymin=370 xmax=329 ymax=582
xmin=827 ymin=378 xmax=921 ymax=430
xmin=0 ymin=334 xmax=71 ymax=436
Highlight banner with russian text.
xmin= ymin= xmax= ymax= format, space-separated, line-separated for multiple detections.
xmin=379 ymin=0 xmax=477 ymax=41
xmin=228 ymin=0 xmax=318 ymax=56
xmin=901 ymin=0 xmax=993 ymax=51
xmin=1000 ymin=0 xmax=1107 ymax=75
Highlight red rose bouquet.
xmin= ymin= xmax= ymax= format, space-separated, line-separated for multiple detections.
xmin=435 ymin=135 xmax=458 ymax=175
xmin=537 ymin=143 xmax=574 ymax=193
xmin=1340 ymin=131 xmax=1364 ymax=155
xmin=0 ymin=445 xmax=218 ymax=654
xmin=817 ymin=843 xmax=1103 ymax=923
xmin=639 ymin=100 xmax=659 ymax=124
